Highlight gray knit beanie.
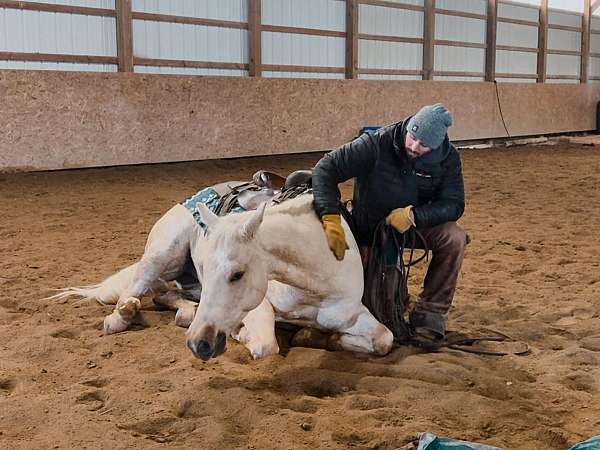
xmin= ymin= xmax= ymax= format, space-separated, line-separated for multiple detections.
xmin=406 ymin=103 xmax=453 ymax=149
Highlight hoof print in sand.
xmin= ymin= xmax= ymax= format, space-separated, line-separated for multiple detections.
xmin=76 ymin=390 xmax=108 ymax=411
xmin=50 ymin=328 xmax=79 ymax=339
xmin=0 ymin=378 xmax=17 ymax=395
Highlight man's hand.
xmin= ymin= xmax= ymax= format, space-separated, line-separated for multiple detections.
xmin=321 ymin=214 xmax=349 ymax=261
xmin=386 ymin=206 xmax=415 ymax=233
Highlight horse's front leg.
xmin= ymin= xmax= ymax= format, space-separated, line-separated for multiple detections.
xmin=232 ymin=297 xmax=279 ymax=359
xmin=326 ymin=305 xmax=394 ymax=356
xmin=153 ymin=290 xmax=199 ymax=328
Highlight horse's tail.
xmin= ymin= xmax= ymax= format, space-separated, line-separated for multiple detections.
xmin=45 ymin=263 xmax=139 ymax=305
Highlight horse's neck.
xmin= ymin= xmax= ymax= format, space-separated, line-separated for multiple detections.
xmin=256 ymin=210 xmax=334 ymax=292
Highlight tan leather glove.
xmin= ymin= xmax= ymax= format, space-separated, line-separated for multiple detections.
xmin=386 ymin=205 xmax=416 ymax=233
xmin=321 ymin=214 xmax=349 ymax=261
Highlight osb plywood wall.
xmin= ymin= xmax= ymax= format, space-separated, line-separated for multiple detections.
xmin=1 ymin=70 xmax=599 ymax=171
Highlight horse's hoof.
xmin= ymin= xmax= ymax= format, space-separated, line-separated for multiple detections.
xmin=174 ymin=307 xmax=195 ymax=328
xmin=117 ymin=297 xmax=141 ymax=321
xmin=103 ymin=312 xmax=131 ymax=335
xmin=249 ymin=342 xmax=279 ymax=360
xmin=373 ymin=325 xmax=394 ymax=356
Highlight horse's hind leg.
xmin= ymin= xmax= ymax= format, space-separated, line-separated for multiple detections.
xmin=103 ymin=257 xmax=173 ymax=334
xmin=103 ymin=205 xmax=194 ymax=334
xmin=330 ymin=306 xmax=394 ymax=356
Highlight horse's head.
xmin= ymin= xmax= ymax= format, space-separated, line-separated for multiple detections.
xmin=186 ymin=202 xmax=269 ymax=360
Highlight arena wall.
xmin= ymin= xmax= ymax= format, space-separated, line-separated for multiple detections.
xmin=2 ymin=70 xmax=599 ymax=171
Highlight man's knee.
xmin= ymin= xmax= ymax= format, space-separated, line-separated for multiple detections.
xmin=432 ymin=222 xmax=469 ymax=253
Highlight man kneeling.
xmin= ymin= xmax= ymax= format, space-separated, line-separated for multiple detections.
xmin=312 ymin=104 xmax=468 ymax=340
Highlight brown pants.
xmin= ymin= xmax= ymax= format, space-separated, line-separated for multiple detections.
xmin=412 ymin=222 xmax=469 ymax=316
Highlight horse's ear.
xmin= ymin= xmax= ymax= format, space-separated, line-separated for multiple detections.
xmin=195 ymin=202 xmax=219 ymax=229
xmin=240 ymin=201 xmax=266 ymax=241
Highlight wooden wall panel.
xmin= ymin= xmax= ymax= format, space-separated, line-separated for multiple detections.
xmin=1 ymin=71 xmax=598 ymax=171
xmin=497 ymin=82 xmax=600 ymax=136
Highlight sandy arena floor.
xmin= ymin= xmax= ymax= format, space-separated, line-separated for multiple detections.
xmin=1 ymin=143 xmax=599 ymax=450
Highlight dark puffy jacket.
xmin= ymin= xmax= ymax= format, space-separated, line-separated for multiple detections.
xmin=312 ymin=118 xmax=465 ymax=246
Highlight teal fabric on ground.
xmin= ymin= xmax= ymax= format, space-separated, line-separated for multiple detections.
xmin=181 ymin=187 xmax=245 ymax=230
xmin=568 ymin=436 xmax=600 ymax=450
xmin=417 ymin=433 xmax=505 ymax=450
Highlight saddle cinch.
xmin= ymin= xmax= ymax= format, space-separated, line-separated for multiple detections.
xmin=213 ymin=169 xmax=313 ymax=215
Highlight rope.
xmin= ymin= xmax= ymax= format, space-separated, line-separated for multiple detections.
xmin=494 ymin=80 xmax=511 ymax=138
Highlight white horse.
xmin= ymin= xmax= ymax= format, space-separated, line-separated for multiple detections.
xmin=51 ymin=186 xmax=393 ymax=358
xmin=185 ymin=194 xmax=394 ymax=360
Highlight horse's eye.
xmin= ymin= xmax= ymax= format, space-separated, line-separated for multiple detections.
xmin=229 ymin=271 xmax=244 ymax=282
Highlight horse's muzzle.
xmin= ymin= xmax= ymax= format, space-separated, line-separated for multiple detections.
xmin=187 ymin=331 xmax=227 ymax=360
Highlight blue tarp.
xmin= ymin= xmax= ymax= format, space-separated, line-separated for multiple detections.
xmin=414 ymin=433 xmax=600 ymax=450
xmin=417 ymin=432 xmax=504 ymax=450
xmin=568 ymin=436 xmax=600 ymax=450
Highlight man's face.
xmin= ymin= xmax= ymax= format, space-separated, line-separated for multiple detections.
xmin=405 ymin=132 xmax=432 ymax=160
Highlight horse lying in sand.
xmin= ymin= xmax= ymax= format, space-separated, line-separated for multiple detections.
xmin=51 ymin=179 xmax=393 ymax=359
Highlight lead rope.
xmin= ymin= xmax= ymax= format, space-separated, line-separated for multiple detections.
xmin=389 ymin=226 xmax=528 ymax=356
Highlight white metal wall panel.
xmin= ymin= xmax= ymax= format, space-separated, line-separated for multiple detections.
xmin=546 ymin=78 xmax=579 ymax=83
xmin=358 ymin=40 xmax=422 ymax=70
xmin=0 ymin=8 xmax=116 ymax=55
xmin=263 ymin=71 xmax=344 ymax=79
xmin=435 ymin=15 xmax=486 ymax=44
xmin=19 ymin=0 xmax=115 ymax=7
xmin=262 ymin=32 xmax=345 ymax=67
xmin=435 ymin=0 xmax=486 ymax=15
xmin=548 ymin=10 xmax=582 ymax=27
xmin=135 ymin=65 xmax=247 ymax=76
xmin=591 ymin=34 xmax=600 ymax=52
xmin=497 ymin=2 xmax=539 ymax=22
xmin=359 ymin=5 xmax=423 ymax=38
xmin=433 ymin=75 xmax=485 ymax=81
xmin=132 ymin=0 xmax=247 ymax=22
xmin=434 ymin=46 xmax=485 ymax=73
xmin=592 ymin=17 xmax=600 ymax=31
xmin=495 ymin=50 xmax=537 ymax=74
xmin=589 ymin=56 xmax=600 ymax=75
xmin=496 ymin=22 xmax=538 ymax=47
xmin=496 ymin=77 xmax=537 ymax=83
xmin=547 ymin=29 xmax=581 ymax=52
xmin=511 ymin=0 xmax=540 ymax=5
xmin=548 ymin=0 xmax=584 ymax=14
xmin=133 ymin=21 xmax=248 ymax=63
xmin=379 ymin=0 xmax=423 ymax=5
xmin=262 ymin=0 xmax=344 ymax=31
xmin=546 ymin=54 xmax=580 ymax=76
xmin=358 ymin=74 xmax=421 ymax=80
xmin=495 ymin=11 xmax=539 ymax=82
xmin=0 ymin=60 xmax=117 ymax=71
